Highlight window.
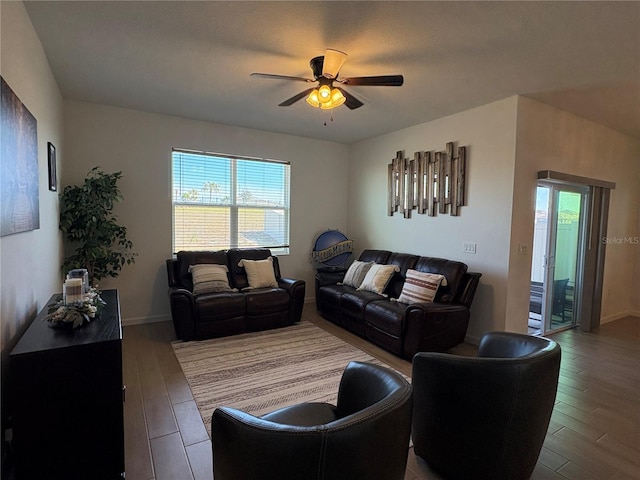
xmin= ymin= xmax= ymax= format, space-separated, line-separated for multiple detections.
xmin=172 ymin=149 xmax=290 ymax=254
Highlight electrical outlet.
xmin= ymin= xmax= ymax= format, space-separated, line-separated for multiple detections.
xmin=463 ymin=242 xmax=477 ymax=254
xmin=517 ymin=243 xmax=528 ymax=255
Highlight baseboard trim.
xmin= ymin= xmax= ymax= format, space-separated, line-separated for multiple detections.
xmin=600 ymin=310 xmax=640 ymax=325
xmin=464 ymin=334 xmax=481 ymax=346
xmin=122 ymin=314 xmax=172 ymax=327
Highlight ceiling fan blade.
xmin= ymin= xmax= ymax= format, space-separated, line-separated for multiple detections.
xmin=335 ymin=87 xmax=364 ymax=110
xmin=340 ymin=75 xmax=404 ymax=86
xmin=322 ymin=49 xmax=347 ymax=79
xmin=251 ymin=73 xmax=314 ymax=83
xmin=278 ymin=88 xmax=315 ymax=107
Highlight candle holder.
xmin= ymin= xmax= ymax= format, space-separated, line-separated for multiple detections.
xmin=45 ymin=286 xmax=106 ymax=329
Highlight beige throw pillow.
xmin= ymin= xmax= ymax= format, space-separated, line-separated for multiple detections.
xmin=238 ymin=258 xmax=278 ymax=289
xmin=357 ymin=264 xmax=400 ymax=296
xmin=397 ymin=270 xmax=446 ymax=304
xmin=189 ymin=264 xmax=235 ymax=295
xmin=341 ymin=260 xmax=374 ymax=288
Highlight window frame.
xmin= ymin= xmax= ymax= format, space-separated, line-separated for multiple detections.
xmin=171 ymin=148 xmax=290 ymax=255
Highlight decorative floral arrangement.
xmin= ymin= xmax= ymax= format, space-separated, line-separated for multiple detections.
xmin=45 ymin=287 xmax=106 ymax=329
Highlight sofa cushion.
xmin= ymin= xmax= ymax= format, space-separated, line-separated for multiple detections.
xmin=358 ymin=249 xmax=393 ymax=264
xmin=177 ymin=250 xmax=228 ymax=291
xmin=195 ymin=293 xmax=246 ymax=322
xmin=342 ymin=260 xmax=374 ymax=288
xmin=189 ymin=264 xmax=236 ymax=295
xmin=384 ymin=253 xmax=420 ymax=299
xmin=244 ymin=288 xmax=289 ymax=315
xmin=364 ymin=300 xmax=406 ymax=337
xmin=339 ymin=290 xmax=383 ymax=337
xmin=340 ymin=290 xmax=384 ymax=316
xmin=319 ymin=284 xmax=353 ymax=303
xmin=397 ymin=270 xmax=445 ymax=304
xmin=357 ymin=264 xmax=400 ymax=296
xmin=227 ymin=248 xmax=276 ymax=290
xmin=238 ymin=258 xmax=278 ymax=290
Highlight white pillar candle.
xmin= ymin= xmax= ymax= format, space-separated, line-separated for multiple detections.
xmin=63 ymin=278 xmax=84 ymax=304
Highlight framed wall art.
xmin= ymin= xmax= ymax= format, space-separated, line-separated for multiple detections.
xmin=1 ymin=76 xmax=39 ymax=236
xmin=48 ymin=142 xmax=57 ymax=191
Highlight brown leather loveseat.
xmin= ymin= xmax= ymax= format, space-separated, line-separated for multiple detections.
xmin=167 ymin=248 xmax=305 ymax=341
xmin=315 ymin=249 xmax=481 ymax=359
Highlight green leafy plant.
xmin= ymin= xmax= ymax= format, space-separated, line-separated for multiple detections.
xmin=59 ymin=167 xmax=137 ymax=283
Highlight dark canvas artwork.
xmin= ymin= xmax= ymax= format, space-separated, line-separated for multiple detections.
xmin=1 ymin=76 xmax=39 ymax=236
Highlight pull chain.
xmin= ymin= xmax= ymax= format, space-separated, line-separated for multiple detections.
xmin=323 ymin=109 xmax=335 ymax=127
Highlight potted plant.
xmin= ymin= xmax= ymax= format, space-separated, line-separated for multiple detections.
xmin=59 ymin=167 xmax=137 ymax=284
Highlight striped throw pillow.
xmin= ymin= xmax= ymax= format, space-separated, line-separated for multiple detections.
xmin=357 ymin=264 xmax=400 ymax=296
xmin=189 ymin=264 xmax=235 ymax=294
xmin=397 ymin=270 xmax=446 ymax=304
xmin=341 ymin=260 xmax=374 ymax=288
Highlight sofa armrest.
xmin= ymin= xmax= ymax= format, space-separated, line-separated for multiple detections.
xmin=314 ymin=270 xmax=346 ymax=309
xmin=408 ymin=302 xmax=468 ymax=314
xmin=402 ymin=303 xmax=470 ymax=357
xmin=455 ymin=272 xmax=482 ymax=309
xmin=278 ymin=277 xmax=306 ymax=323
xmin=168 ymin=287 xmax=196 ymax=340
xmin=166 ymin=258 xmax=180 ymax=288
xmin=315 ymin=269 xmax=347 ymax=286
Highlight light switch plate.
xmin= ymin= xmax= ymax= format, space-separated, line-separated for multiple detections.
xmin=463 ymin=242 xmax=477 ymax=254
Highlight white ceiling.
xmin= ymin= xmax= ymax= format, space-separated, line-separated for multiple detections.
xmin=24 ymin=1 xmax=640 ymax=144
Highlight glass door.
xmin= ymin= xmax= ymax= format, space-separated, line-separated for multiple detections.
xmin=530 ymin=183 xmax=588 ymax=334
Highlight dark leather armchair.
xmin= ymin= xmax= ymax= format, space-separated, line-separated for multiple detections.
xmin=212 ymin=361 xmax=413 ymax=480
xmin=412 ymin=332 xmax=561 ymax=480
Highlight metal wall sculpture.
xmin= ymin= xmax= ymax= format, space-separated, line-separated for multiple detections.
xmin=388 ymin=142 xmax=466 ymax=218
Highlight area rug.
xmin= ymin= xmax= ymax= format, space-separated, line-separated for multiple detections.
xmin=172 ymin=321 xmax=396 ymax=436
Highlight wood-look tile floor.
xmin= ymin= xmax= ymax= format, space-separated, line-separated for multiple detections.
xmin=122 ymin=310 xmax=640 ymax=480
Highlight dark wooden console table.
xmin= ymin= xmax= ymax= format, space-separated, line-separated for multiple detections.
xmin=9 ymin=289 xmax=124 ymax=480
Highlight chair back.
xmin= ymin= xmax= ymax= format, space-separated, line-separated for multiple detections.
xmin=212 ymin=361 xmax=413 ymax=480
xmin=412 ymin=332 xmax=561 ymax=480
xmin=552 ymin=278 xmax=569 ymax=317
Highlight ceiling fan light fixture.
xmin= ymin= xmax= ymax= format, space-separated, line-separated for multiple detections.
xmin=319 ymin=100 xmax=335 ymax=110
xmin=318 ymin=84 xmax=332 ymax=101
xmin=330 ymin=88 xmax=346 ymax=107
xmin=306 ymin=86 xmax=346 ymax=110
xmin=306 ymin=89 xmax=320 ymax=107
xmin=254 ymin=48 xmax=402 ymax=111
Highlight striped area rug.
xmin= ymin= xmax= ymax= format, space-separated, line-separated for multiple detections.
xmin=172 ymin=321 xmax=394 ymax=436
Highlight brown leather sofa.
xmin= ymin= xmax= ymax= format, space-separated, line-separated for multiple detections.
xmin=315 ymin=249 xmax=481 ymax=359
xmin=167 ymin=248 xmax=305 ymax=340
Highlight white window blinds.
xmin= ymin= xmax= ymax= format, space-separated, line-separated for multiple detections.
xmin=172 ymin=149 xmax=290 ymax=253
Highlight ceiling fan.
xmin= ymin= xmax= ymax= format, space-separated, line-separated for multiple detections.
xmin=250 ymin=49 xmax=404 ymax=110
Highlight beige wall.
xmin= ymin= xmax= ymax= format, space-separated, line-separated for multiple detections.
xmin=347 ymin=96 xmax=639 ymax=342
xmin=63 ymin=101 xmax=350 ymax=323
xmin=512 ymin=97 xmax=640 ymax=324
xmin=0 ymin=1 xmax=64 ymax=363
xmin=348 ymin=97 xmax=519 ymax=342
xmin=2 ymin=0 xmax=637 ymax=353
xmin=0 ymin=0 xmax=64 ymax=428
